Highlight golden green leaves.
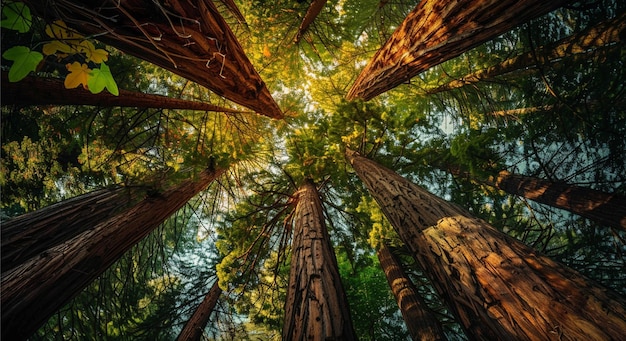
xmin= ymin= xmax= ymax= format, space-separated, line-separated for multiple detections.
xmin=1 ymin=2 xmax=119 ymax=95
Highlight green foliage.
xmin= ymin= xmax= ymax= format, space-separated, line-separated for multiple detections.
xmin=2 ymin=46 xmax=43 ymax=81
xmin=0 ymin=1 xmax=31 ymax=33
xmin=88 ymin=62 xmax=119 ymax=95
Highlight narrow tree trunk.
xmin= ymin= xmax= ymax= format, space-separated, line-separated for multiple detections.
xmin=377 ymin=244 xmax=447 ymax=341
xmin=1 ymin=167 xmax=225 ymax=340
xmin=216 ymin=0 xmax=247 ymax=26
xmin=1 ymin=73 xmax=249 ymax=113
xmin=294 ymin=0 xmax=328 ymax=43
xmin=1 ymin=186 xmax=146 ymax=272
xmin=176 ymin=281 xmax=222 ymax=341
xmin=346 ymin=149 xmax=626 ymax=340
xmin=283 ymin=179 xmax=358 ymax=341
xmin=346 ymin=0 xmax=570 ymax=101
xmin=489 ymin=170 xmax=626 ymax=230
xmin=488 ymin=106 xmax=553 ymax=119
xmin=425 ymin=12 xmax=626 ymax=95
xmin=24 ymin=0 xmax=282 ymax=118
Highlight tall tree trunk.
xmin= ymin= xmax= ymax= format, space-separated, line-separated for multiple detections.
xmin=24 ymin=0 xmax=282 ymax=118
xmin=1 ymin=167 xmax=225 ymax=340
xmin=1 ymin=186 xmax=146 ymax=273
xmin=283 ymin=179 xmax=358 ymax=341
xmin=488 ymin=170 xmax=626 ymax=230
xmin=176 ymin=281 xmax=222 ymax=341
xmin=1 ymin=73 xmax=248 ymax=113
xmin=346 ymin=149 xmax=626 ymax=340
xmin=346 ymin=0 xmax=570 ymax=101
xmin=377 ymin=244 xmax=447 ymax=341
xmin=294 ymin=0 xmax=328 ymax=43
xmin=425 ymin=12 xmax=626 ymax=95
xmin=216 ymin=0 xmax=247 ymax=26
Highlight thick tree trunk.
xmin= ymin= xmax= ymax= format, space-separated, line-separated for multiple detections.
xmin=294 ymin=0 xmax=328 ymax=43
xmin=425 ymin=12 xmax=626 ymax=95
xmin=489 ymin=170 xmax=626 ymax=230
xmin=1 ymin=73 xmax=248 ymax=113
xmin=377 ymin=244 xmax=447 ymax=341
xmin=346 ymin=149 xmax=626 ymax=340
xmin=1 ymin=186 xmax=146 ymax=273
xmin=1 ymin=167 xmax=225 ymax=340
xmin=176 ymin=281 xmax=222 ymax=341
xmin=346 ymin=0 xmax=570 ymax=101
xmin=283 ymin=179 xmax=358 ymax=341
xmin=24 ymin=0 xmax=282 ymax=118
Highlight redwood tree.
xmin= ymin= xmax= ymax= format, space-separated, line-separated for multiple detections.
xmin=1 ymin=186 xmax=144 ymax=272
xmin=346 ymin=149 xmax=626 ymax=340
xmin=377 ymin=244 xmax=447 ymax=341
xmin=294 ymin=0 xmax=328 ymax=43
xmin=24 ymin=0 xmax=282 ymax=118
xmin=176 ymin=281 xmax=222 ymax=341
xmin=346 ymin=0 xmax=570 ymax=101
xmin=283 ymin=179 xmax=357 ymax=341
xmin=1 ymin=167 xmax=226 ymax=340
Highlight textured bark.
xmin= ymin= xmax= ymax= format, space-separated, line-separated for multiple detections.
xmin=283 ymin=179 xmax=358 ymax=341
xmin=346 ymin=149 xmax=626 ymax=340
xmin=425 ymin=12 xmax=626 ymax=95
xmin=490 ymin=170 xmax=626 ymax=230
xmin=24 ymin=0 xmax=282 ymax=118
xmin=294 ymin=0 xmax=328 ymax=43
xmin=1 ymin=167 xmax=225 ymax=340
xmin=1 ymin=186 xmax=145 ymax=273
xmin=176 ymin=281 xmax=222 ymax=341
xmin=377 ymin=244 xmax=447 ymax=341
xmin=346 ymin=0 xmax=570 ymax=101
xmin=1 ymin=72 xmax=248 ymax=113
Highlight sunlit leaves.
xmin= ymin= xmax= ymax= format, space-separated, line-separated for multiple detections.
xmin=64 ymin=62 xmax=91 ymax=89
xmin=2 ymin=46 xmax=43 ymax=81
xmin=88 ymin=62 xmax=119 ymax=95
xmin=1 ymin=1 xmax=32 ymax=33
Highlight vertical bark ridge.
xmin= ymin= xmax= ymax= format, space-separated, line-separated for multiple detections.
xmin=346 ymin=0 xmax=569 ymax=101
xmin=346 ymin=149 xmax=626 ymax=340
xmin=283 ymin=180 xmax=358 ymax=341
xmin=377 ymin=244 xmax=447 ymax=341
xmin=1 ymin=167 xmax=226 ymax=340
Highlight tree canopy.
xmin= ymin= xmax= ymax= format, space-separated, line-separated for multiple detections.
xmin=2 ymin=0 xmax=625 ymax=340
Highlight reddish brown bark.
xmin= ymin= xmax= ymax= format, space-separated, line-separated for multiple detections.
xmin=294 ymin=0 xmax=328 ymax=43
xmin=346 ymin=148 xmax=626 ymax=340
xmin=216 ymin=0 xmax=247 ymax=26
xmin=1 ymin=186 xmax=145 ymax=273
xmin=425 ymin=12 xmax=626 ymax=95
xmin=1 ymin=72 xmax=249 ymax=113
xmin=24 ymin=0 xmax=282 ymax=118
xmin=377 ymin=244 xmax=447 ymax=341
xmin=176 ymin=281 xmax=222 ymax=341
xmin=1 ymin=167 xmax=225 ymax=340
xmin=491 ymin=170 xmax=626 ymax=230
xmin=283 ymin=179 xmax=357 ymax=341
xmin=346 ymin=0 xmax=570 ymax=101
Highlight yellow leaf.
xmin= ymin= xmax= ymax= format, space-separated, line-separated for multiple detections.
xmin=65 ymin=62 xmax=91 ymax=89
xmin=45 ymin=20 xmax=82 ymax=40
xmin=42 ymin=40 xmax=72 ymax=55
xmin=262 ymin=45 xmax=271 ymax=58
xmin=77 ymin=40 xmax=109 ymax=63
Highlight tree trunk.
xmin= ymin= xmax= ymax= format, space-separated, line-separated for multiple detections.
xmin=24 ymin=0 xmax=282 ymax=118
xmin=1 ymin=72 xmax=249 ymax=113
xmin=294 ymin=0 xmax=328 ymax=43
xmin=1 ymin=167 xmax=225 ymax=340
xmin=346 ymin=0 xmax=570 ymax=101
xmin=283 ymin=179 xmax=358 ymax=341
xmin=176 ymin=281 xmax=222 ymax=341
xmin=425 ymin=12 xmax=626 ymax=95
xmin=346 ymin=149 xmax=626 ymax=340
xmin=377 ymin=244 xmax=447 ymax=341
xmin=216 ymin=0 xmax=247 ymax=26
xmin=489 ymin=170 xmax=626 ymax=230
xmin=1 ymin=186 xmax=146 ymax=273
